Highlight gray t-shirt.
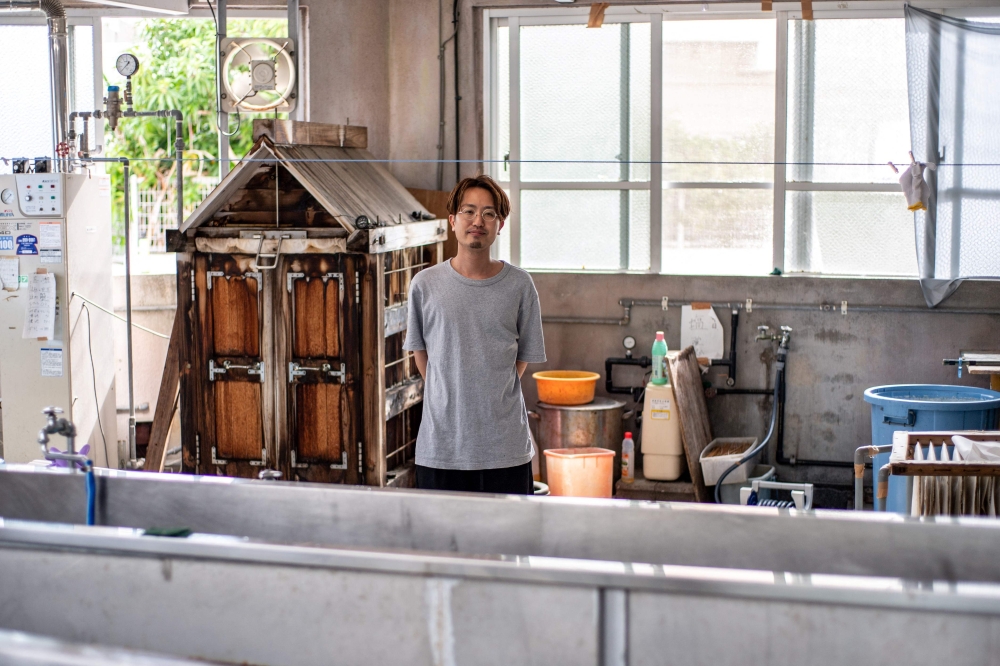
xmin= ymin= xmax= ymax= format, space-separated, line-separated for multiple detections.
xmin=403 ymin=260 xmax=546 ymax=470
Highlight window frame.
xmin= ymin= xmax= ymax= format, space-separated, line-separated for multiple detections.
xmin=482 ymin=1 xmax=997 ymax=276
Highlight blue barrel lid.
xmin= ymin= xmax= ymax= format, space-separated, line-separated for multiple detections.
xmin=864 ymin=384 xmax=1000 ymax=411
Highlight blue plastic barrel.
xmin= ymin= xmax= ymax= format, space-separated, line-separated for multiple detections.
xmin=864 ymin=384 xmax=1000 ymax=513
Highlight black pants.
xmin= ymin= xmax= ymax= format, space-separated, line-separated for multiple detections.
xmin=416 ymin=461 xmax=534 ymax=495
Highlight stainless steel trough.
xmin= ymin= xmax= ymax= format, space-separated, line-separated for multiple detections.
xmin=1 ymin=463 xmax=1000 ymax=665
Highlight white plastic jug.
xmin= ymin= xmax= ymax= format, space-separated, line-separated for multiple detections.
xmin=642 ymin=381 xmax=684 ymax=480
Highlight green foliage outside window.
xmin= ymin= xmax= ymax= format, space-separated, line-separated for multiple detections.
xmin=104 ymin=17 xmax=286 ymax=253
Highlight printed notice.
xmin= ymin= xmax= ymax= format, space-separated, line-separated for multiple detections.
xmin=0 ymin=257 xmax=17 ymax=291
xmin=39 ymin=221 xmax=62 ymax=249
xmin=22 ymin=272 xmax=56 ymax=340
xmin=40 ymin=347 xmax=63 ymax=377
xmin=39 ymin=249 xmax=63 ymax=264
xmin=650 ymin=398 xmax=672 ymax=420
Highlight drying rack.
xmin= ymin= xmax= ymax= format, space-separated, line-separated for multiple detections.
xmin=885 ymin=430 xmax=1000 ymax=517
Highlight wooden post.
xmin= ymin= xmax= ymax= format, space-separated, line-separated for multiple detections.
xmin=361 ymin=254 xmax=387 ymax=486
xmin=143 ymin=312 xmax=182 ymax=472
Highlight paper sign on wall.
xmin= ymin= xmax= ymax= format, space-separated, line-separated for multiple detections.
xmin=22 ymin=272 xmax=56 ymax=340
xmin=680 ymin=304 xmax=724 ymax=361
xmin=38 ymin=222 xmax=62 ymax=250
xmin=40 ymin=347 xmax=63 ymax=377
xmin=0 ymin=257 xmax=17 ymax=291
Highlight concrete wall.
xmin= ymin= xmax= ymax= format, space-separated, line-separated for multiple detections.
xmin=527 ymin=273 xmax=1000 ymax=490
xmin=296 ymin=1 xmax=1000 ymax=497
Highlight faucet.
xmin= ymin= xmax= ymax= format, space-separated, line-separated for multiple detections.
xmin=38 ymin=406 xmax=90 ymax=473
xmin=756 ymin=325 xmax=794 ymax=350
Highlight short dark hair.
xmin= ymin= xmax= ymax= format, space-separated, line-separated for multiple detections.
xmin=446 ymin=175 xmax=510 ymax=221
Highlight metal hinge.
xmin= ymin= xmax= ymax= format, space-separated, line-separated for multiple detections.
xmin=206 ymin=270 xmax=224 ymax=289
xmin=211 ymin=445 xmax=228 ymax=466
xmin=248 ymin=447 xmax=267 ymax=467
xmin=190 ymin=269 xmax=195 ymax=302
xmin=324 ymin=272 xmax=344 ymax=300
xmin=195 ymin=433 xmax=201 ymax=472
xmin=355 ymin=271 xmax=360 ymax=304
xmin=209 ymin=359 xmax=265 ymax=382
xmin=290 ymin=449 xmax=348 ymax=470
xmin=288 ymin=361 xmax=345 ymax=384
xmin=357 ymin=443 xmax=363 ymax=475
xmin=286 ymin=272 xmax=305 ymax=292
xmin=330 ymin=450 xmax=348 ymax=470
xmin=290 ymin=450 xmax=308 ymax=469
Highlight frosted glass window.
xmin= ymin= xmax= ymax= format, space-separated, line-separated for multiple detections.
xmin=496 ymin=188 xmax=512 ymax=263
xmin=521 ymin=190 xmax=649 ymax=270
xmin=520 ymin=22 xmax=650 ymax=182
xmin=784 ymin=192 xmax=917 ymax=276
xmin=662 ymin=188 xmax=773 ymax=275
xmin=0 ymin=26 xmax=53 ymax=173
xmin=662 ymin=19 xmax=776 ymax=183
xmin=0 ymin=24 xmax=94 ymax=174
xmin=497 ymin=26 xmax=510 ymax=179
xmin=786 ymin=19 xmax=910 ymax=183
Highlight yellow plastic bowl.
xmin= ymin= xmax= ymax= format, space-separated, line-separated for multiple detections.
xmin=533 ymin=370 xmax=601 ymax=406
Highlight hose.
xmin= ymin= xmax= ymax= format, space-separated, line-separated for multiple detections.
xmin=85 ymin=464 xmax=95 ymax=526
xmin=714 ymin=358 xmax=783 ymax=504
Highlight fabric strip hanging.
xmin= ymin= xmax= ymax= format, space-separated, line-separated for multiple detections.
xmin=905 ymin=5 xmax=1000 ymax=307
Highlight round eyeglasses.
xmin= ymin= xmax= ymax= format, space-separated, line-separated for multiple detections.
xmin=457 ymin=207 xmax=499 ymax=224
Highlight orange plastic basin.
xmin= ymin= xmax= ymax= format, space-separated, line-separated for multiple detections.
xmin=533 ymin=370 xmax=600 ymax=406
xmin=543 ymin=447 xmax=615 ymax=498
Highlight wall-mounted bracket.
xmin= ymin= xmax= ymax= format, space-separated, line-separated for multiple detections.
xmin=248 ymin=447 xmax=267 ymax=467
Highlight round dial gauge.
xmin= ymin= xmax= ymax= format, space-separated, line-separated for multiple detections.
xmin=116 ymin=53 xmax=140 ymax=77
xmin=623 ymin=336 xmax=636 ymax=350
xmin=0 ymin=189 xmax=13 ymax=205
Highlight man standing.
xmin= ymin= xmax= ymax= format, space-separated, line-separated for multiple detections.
xmin=403 ymin=175 xmax=545 ymax=494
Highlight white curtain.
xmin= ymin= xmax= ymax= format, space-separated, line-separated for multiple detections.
xmin=906 ymin=5 xmax=1000 ymax=306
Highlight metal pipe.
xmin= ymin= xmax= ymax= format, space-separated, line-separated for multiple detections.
xmin=543 ymin=300 xmax=631 ymax=326
xmin=5 ymin=1 xmax=68 ymax=172
xmin=123 ymin=110 xmax=184 ymax=229
xmin=87 ymin=157 xmax=135 ymax=462
xmin=875 ymin=463 xmax=892 ymax=512
xmin=854 ymin=444 xmax=894 ymax=510
xmin=625 ymin=298 xmax=1000 ymax=317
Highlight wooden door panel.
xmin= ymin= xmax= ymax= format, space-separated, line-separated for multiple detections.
xmin=295 ymin=383 xmax=343 ymax=461
xmin=282 ymin=255 xmax=357 ymax=482
xmin=214 ymin=380 xmax=263 ymax=460
xmin=211 ymin=274 xmax=260 ymax=356
xmin=293 ymin=277 xmax=340 ymax=358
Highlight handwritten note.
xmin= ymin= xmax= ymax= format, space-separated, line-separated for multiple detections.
xmin=0 ymin=257 xmax=17 ymax=291
xmin=22 ymin=272 xmax=56 ymax=340
xmin=680 ymin=304 xmax=724 ymax=360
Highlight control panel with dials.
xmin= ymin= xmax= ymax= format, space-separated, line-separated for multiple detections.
xmin=4 ymin=174 xmax=64 ymax=217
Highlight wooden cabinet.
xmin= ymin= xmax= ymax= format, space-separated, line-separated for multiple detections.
xmin=172 ymin=122 xmax=445 ymax=486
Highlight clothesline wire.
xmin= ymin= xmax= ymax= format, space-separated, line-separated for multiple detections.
xmin=3 ymin=157 xmax=999 ymax=167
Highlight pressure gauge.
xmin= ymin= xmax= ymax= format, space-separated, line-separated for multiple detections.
xmin=116 ymin=53 xmax=140 ymax=77
xmin=623 ymin=336 xmax=636 ymax=351
xmin=0 ymin=189 xmax=13 ymax=205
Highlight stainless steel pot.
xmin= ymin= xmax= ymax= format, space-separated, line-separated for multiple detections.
xmin=528 ymin=397 xmax=632 ymax=485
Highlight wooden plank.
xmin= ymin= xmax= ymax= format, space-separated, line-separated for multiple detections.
xmin=386 ymin=378 xmax=423 ymax=421
xmin=890 ymin=462 xmax=1000 ymax=476
xmin=143 ymin=312 xmax=182 ymax=472
xmin=667 ymin=347 xmax=714 ymax=503
xmin=176 ymin=253 xmax=199 ymax=474
xmin=347 ymin=220 xmax=448 ymax=254
xmin=384 ymin=303 xmax=407 ymax=338
xmin=386 ymin=461 xmax=416 ymax=489
xmin=211 ymin=274 xmax=260 ymax=356
xmin=214 ymin=381 xmax=264 ymax=460
xmin=253 ymin=119 xmax=368 ymax=148
xmin=295 ymin=383 xmax=343 ymax=461
xmin=361 ymin=254 xmax=387 ymax=486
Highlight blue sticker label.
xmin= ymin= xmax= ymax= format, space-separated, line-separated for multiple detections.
xmin=16 ymin=234 xmax=38 ymax=255
xmin=0 ymin=236 xmax=12 ymax=251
